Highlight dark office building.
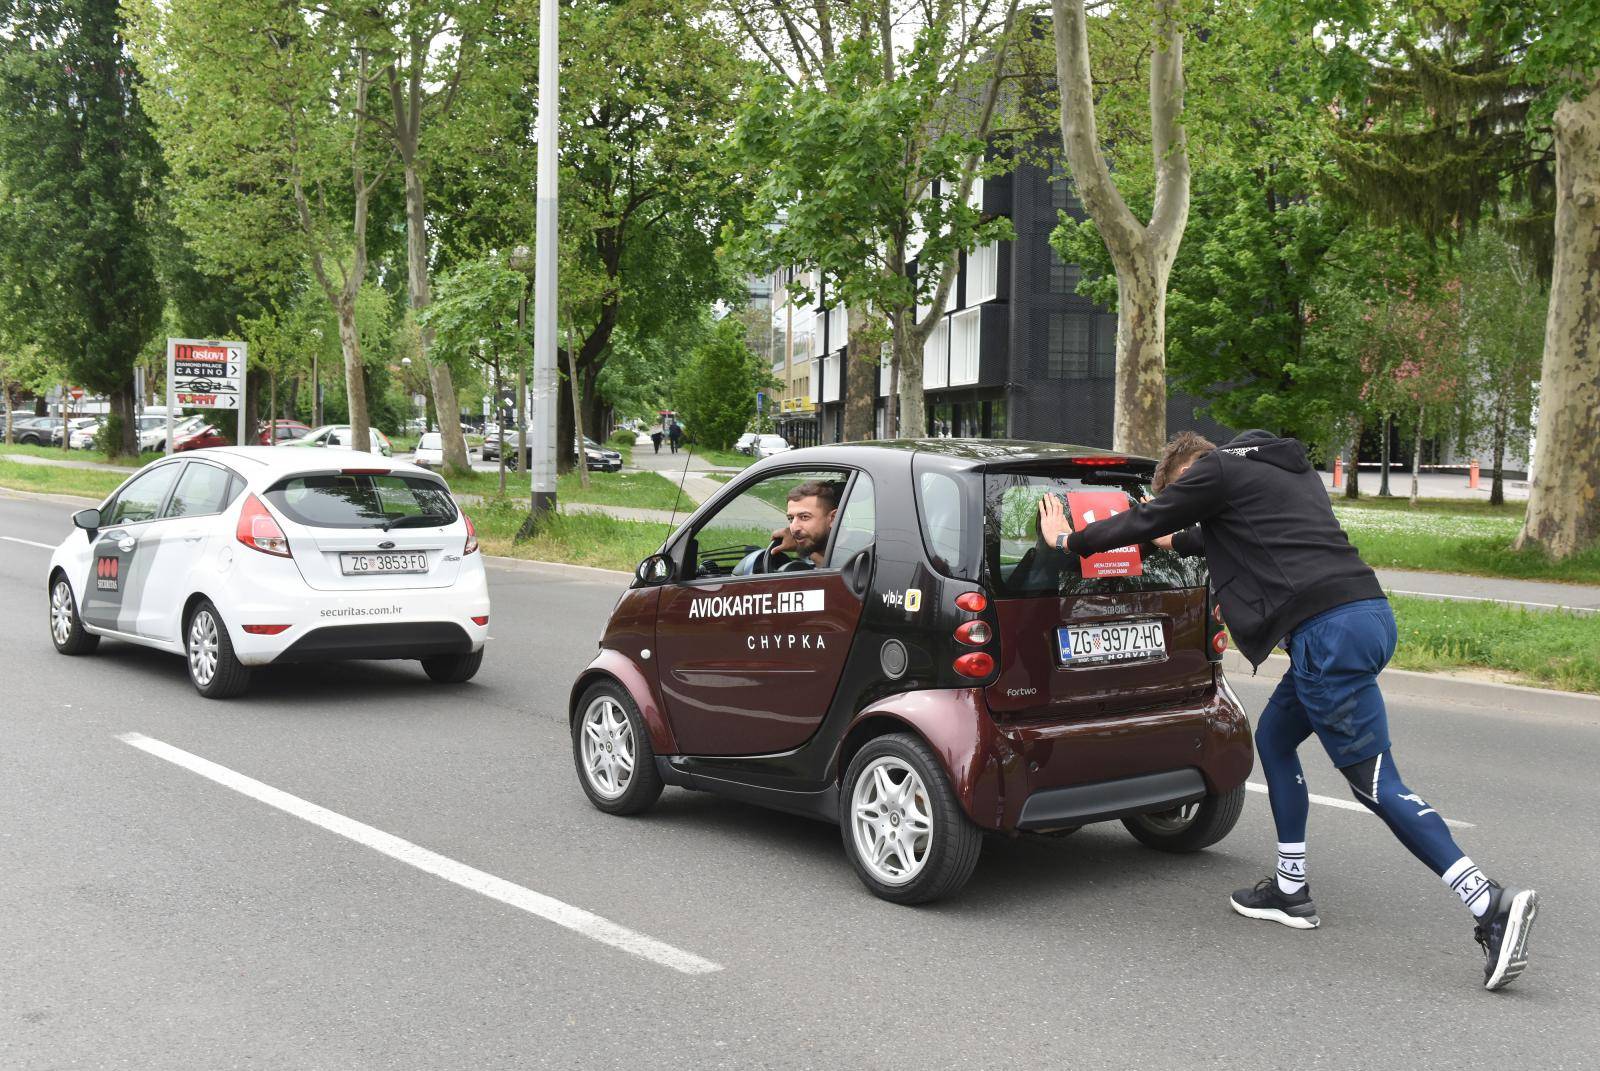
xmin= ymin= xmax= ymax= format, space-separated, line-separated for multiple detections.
xmin=801 ymin=155 xmax=1231 ymax=450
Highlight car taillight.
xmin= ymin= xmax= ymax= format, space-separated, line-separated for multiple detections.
xmin=463 ymin=514 xmax=478 ymax=555
xmin=236 ymin=494 xmax=291 ymax=557
xmin=955 ymin=591 xmax=987 ymax=613
xmin=1212 ymin=631 xmax=1229 ymax=654
xmin=1206 ymin=590 xmax=1226 ymax=663
xmin=471 ymin=615 xmax=489 ymax=626
xmin=954 ymin=620 xmax=991 ymax=645
xmin=953 ymin=651 xmax=995 ymax=678
xmin=242 ymin=624 xmax=291 ymax=635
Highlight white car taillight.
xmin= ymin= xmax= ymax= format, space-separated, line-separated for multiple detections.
xmin=237 ymin=494 xmax=292 ymax=557
xmin=463 ymin=513 xmax=479 ymax=555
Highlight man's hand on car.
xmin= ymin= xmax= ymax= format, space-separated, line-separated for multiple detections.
xmin=769 ymin=526 xmax=798 ymax=556
xmin=1038 ymin=493 xmax=1075 ymax=551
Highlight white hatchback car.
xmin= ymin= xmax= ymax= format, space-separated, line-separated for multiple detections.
xmin=46 ymin=447 xmax=489 ymax=698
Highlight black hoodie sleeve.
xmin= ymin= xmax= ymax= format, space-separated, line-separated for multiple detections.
xmin=1066 ymin=453 xmax=1227 ymax=556
xmin=1172 ymin=524 xmax=1204 ymax=558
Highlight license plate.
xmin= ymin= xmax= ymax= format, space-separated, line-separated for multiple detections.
xmin=1057 ymin=620 xmax=1166 ymax=666
xmin=340 ymin=551 xmax=429 ymax=575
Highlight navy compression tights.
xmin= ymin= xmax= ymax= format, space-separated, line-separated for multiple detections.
xmin=1256 ymin=703 xmax=1464 ymax=877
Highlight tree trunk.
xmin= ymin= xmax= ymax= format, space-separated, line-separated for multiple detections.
xmin=1051 ymin=0 xmax=1188 ymax=457
xmin=843 ymin=306 xmax=877 ymax=440
xmin=1378 ymin=413 xmax=1393 ymax=496
xmin=566 ymin=311 xmax=589 ymax=489
xmin=1515 ymin=74 xmax=1600 ymax=559
xmin=1344 ymin=426 xmax=1361 ymax=499
xmin=1409 ymin=404 xmax=1424 ymax=506
xmin=401 ymin=155 xmax=469 ymax=474
xmin=336 ymin=299 xmax=369 ymax=451
xmin=556 ymin=366 xmax=575 ymax=475
xmin=1490 ymin=383 xmax=1508 ymax=507
xmin=894 ymin=311 xmax=924 ymax=437
xmin=2 ymin=376 xmax=12 ymax=445
xmin=108 ymin=384 xmax=137 ymax=458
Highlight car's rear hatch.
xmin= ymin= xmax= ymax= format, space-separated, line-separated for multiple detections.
xmin=980 ymin=458 xmax=1213 ymax=719
xmin=264 ymin=469 xmax=466 ymax=591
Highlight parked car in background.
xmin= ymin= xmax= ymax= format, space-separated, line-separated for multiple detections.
xmin=149 ymin=415 xmax=208 ymax=452
xmin=174 ymin=424 xmax=231 ymax=452
xmin=257 ymin=420 xmax=312 ymax=445
xmin=583 ymin=436 xmax=623 ymax=473
xmin=9 ymin=416 xmax=59 ymax=446
xmin=752 ymin=434 xmax=793 ymax=460
xmin=279 ymin=424 xmax=393 ymax=457
xmin=412 ymin=432 xmax=445 ymax=470
xmin=734 ymin=432 xmax=759 ymax=455
xmin=136 ymin=415 xmax=170 ymax=452
xmin=70 ymin=420 xmax=104 ymax=450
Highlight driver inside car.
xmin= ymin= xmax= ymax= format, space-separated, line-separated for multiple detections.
xmin=733 ymin=479 xmax=840 ymax=575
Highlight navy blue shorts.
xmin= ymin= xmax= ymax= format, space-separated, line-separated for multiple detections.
xmin=1281 ymin=597 xmax=1398 ymax=768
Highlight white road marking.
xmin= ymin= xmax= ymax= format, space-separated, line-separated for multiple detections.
xmin=1385 ymin=587 xmax=1597 ymax=615
xmin=118 ymin=732 xmax=723 ymax=975
xmin=1246 ymin=781 xmax=1472 ymax=829
xmin=1 ymin=535 xmax=53 ymax=549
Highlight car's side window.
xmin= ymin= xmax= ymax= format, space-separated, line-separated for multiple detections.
xmin=687 ymin=468 xmax=850 ymax=579
xmin=827 ymin=472 xmax=875 ymax=567
xmin=104 ymin=464 xmax=182 ymax=526
xmin=918 ymin=470 xmax=968 ymax=577
xmin=163 ymin=462 xmax=236 ymax=519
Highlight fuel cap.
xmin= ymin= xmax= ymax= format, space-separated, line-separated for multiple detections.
xmin=879 ymin=639 xmax=909 ymax=679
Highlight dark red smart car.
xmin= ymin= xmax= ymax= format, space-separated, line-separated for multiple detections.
xmin=570 ymin=441 xmax=1253 ymax=903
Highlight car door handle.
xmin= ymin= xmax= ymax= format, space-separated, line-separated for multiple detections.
xmin=183 ymin=533 xmax=204 ymax=542
xmin=844 ymin=548 xmax=873 ymax=597
xmin=117 ymin=537 xmax=136 ymax=552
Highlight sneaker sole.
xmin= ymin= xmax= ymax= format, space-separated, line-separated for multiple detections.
xmin=1230 ymin=898 xmax=1320 ymax=929
xmin=1485 ymin=889 xmax=1538 ymax=991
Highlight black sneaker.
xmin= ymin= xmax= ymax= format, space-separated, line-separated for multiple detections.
xmin=1475 ymin=882 xmax=1538 ymax=991
xmin=1230 ymin=877 xmax=1321 ymax=929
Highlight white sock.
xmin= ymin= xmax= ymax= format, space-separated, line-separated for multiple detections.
xmin=1443 ymin=857 xmax=1494 ymax=918
xmin=1276 ymin=842 xmax=1307 ymax=894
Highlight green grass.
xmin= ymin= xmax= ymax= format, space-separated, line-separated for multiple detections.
xmin=1389 ymin=595 xmax=1600 ymax=695
xmin=0 ymin=442 xmax=163 ymax=467
xmin=464 ymin=497 xmax=666 ymax=571
xmin=1332 ymin=498 xmax=1600 ymax=584
xmin=445 ymin=468 xmax=686 ymax=511
xmin=0 ymin=459 xmax=127 ymax=500
xmin=686 ymin=445 xmax=755 ymax=469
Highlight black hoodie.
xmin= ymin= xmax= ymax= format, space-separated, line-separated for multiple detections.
xmin=1065 ymin=429 xmax=1385 ymax=667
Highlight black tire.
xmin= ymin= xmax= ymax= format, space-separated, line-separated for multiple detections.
xmin=185 ymin=599 xmax=251 ymax=699
xmin=421 ymin=648 xmax=484 ymax=683
xmin=1121 ymin=784 xmax=1246 ymax=853
xmin=49 ymin=573 xmax=99 ymax=655
xmin=840 ymin=733 xmax=982 ymax=905
xmin=571 ymin=681 xmax=663 ymax=815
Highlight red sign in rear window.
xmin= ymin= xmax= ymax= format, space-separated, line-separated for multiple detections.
xmin=1066 ymin=490 xmax=1143 ymax=578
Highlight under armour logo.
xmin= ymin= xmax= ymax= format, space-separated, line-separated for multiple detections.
xmin=1295 ymin=775 xmax=1304 ymax=785
xmin=1398 ymin=791 xmax=1437 ymax=817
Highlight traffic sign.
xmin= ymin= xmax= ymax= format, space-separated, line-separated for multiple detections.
xmin=165 ymin=337 xmax=247 ymax=455
xmin=68 ymin=386 xmax=84 ymax=401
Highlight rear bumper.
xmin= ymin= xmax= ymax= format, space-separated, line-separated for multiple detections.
xmin=1015 ymin=768 xmax=1207 ymax=831
xmin=272 ymin=621 xmax=473 ymax=663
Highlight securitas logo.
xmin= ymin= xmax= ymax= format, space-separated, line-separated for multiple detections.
xmin=688 ymin=588 xmax=823 ymax=619
xmin=95 ymin=556 xmax=119 ymax=591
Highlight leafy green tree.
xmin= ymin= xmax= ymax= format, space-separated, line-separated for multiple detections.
xmin=673 ymin=316 xmax=777 ymax=451
xmin=727 ymin=0 xmax=1023 ymax=439
xmin=0 ymin=0 xmax=164 ymax=456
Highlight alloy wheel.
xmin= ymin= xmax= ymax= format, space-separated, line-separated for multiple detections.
xmin=50 ymin=580 xmax=74 ymax=646
xmin=851 ymin=757 xmax=934 ymax=885
xmin=579 ymin=696 xmax=635 ymax=799
xmin=188 ymin=610 xmax=220 ymax=687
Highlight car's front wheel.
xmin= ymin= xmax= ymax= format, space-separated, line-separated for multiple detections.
xmin=841 ymin=733 xmax=982 ymax=905
xmin=186 ymin=599 xmax=251 ymax=699
xmin=1121 ymin=784 xmax=1246 ymax=853
xmin=49 ymin=574 xmax=99 ymax=655
xmin=571 ymin=682 xmax=663 ymax=815
xmin=421 ymin=649 xmax=483 ymax=683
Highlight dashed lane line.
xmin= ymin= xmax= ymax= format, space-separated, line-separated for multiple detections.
xmin=117 ymin=732 xmax=723 ymax=975
xmin=1245 ymin=780 xmax=1472 ymax=829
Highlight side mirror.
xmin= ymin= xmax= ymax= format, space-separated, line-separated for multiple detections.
xmin=72 ymin=507 xmax=102 ymax=532
xmin=635 ymin=554 xmax=672 ymax=586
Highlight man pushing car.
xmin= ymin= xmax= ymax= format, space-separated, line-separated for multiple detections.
xmin=1038 ymin=429 xmax=1538 ymax=991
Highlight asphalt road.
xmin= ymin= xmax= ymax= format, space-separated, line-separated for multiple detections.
xmin=2 ymin=490 xmax=1595 ymax=1070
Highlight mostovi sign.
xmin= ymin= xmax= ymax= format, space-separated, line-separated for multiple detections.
xmin=165 ymin=337 xmax=247 ymax=453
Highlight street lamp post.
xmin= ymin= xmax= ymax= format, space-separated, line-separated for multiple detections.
xmin=310 ymin=325 xmax=323 ymax=427
xmin=528 ymin=0 xmax=559 ymax=526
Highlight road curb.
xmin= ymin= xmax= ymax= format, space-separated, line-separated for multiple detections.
xmin=484 ymin=554 xmax=632 ymax=582
xmin=0 ymin=485 xmax=104 ymax=507
xmin=1223 ymin=648 xmax=1600 ymax=720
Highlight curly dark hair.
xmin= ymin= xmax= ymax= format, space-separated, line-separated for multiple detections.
xmin=1152 ymin=431 xmax=1216 ymax=493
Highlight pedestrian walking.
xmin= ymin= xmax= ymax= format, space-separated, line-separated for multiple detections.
xmin=668 ymin=422 xmax=682 ymax=454
xmin=650 ymin=429 xmax=663 ymax=454
xmin=1039 ymin=429 xmax=1538 ymax=991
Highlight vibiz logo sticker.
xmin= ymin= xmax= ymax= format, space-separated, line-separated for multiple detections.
xmin=95 ymin=556 xmax=119 ymax=591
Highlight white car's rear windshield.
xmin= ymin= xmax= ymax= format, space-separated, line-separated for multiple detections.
xmin=265 ymin=473 xmax=457 ymax=530
xmin=418 ymin=433 xmax=442 ymax=449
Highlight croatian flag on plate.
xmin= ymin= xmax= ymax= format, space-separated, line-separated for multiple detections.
xmin=1065 ymin=490 xmax=1143 ymax=578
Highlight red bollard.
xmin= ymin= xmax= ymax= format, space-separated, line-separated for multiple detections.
xmin=1333 ymin=456 xmax=1344 ymax=488
xmin=1469 ymin=458 xmax=1480 ymax=489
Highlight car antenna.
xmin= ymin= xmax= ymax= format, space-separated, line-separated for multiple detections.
xmin=663 ymin=431 xmax=694 ymax=547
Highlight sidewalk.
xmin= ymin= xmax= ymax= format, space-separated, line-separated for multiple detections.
xmin=1 ymin=452 xmax=133 ymax=473
xmin=1376 ymin=567 xmax=1599 ymax=614
xmin=1321 ymin=468 xmax=1529 ymax=502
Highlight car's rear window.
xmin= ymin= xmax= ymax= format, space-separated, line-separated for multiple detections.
xmin=418 ymin=433 xmax=442 ymax=449
xmin=265 ymin=473 xmax=457 ymax=530
xmin=984 ymin=467 xmax=1207 ymax=596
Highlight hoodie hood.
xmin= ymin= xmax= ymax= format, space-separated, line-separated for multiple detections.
xmin=1216 ymin=429 xmax=1311 ymax=474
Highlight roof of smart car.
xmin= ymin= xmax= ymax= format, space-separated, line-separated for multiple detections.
xmin=754 ymin=438 xmax=1156 ymax=469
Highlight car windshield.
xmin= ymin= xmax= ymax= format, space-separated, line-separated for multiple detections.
xmin=982 ymin=467 xmax=1207 ymax=596
xmin=265 ymin=473 xmax=457 ymax=530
